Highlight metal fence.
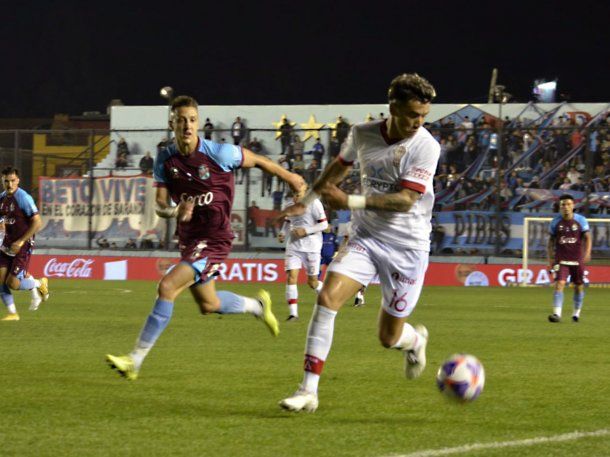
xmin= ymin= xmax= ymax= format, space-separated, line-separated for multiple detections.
xmin=0 ymin=122 xmax=608 ymax=256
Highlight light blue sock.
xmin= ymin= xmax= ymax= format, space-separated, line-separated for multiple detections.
xmin=19 ymin=276 xmax=36 ymax=290
xmin=553 ymin=291 xmax=564 ymax=308
xmin=138 ymin=299 xmax=174 ymax=346
xmin=1 ymin=284 xmax=14 ymax=306
xmin=573 ymin=291 xmax=584 ymax=310
xmin=217 ymin=291 xmax=246 ymax=314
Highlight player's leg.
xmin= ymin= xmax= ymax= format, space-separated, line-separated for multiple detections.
xmin=280 ymin=239 xmax=375 ymax=412
xmin=189 ymin=277 xmax=279 ymax=336
xmin=280 ymin=272 xmax=363 ymax=412
xmin=0 ymin=266 xmax=18 ymax=321
xmin=305 ymin=252 xmax=323 ymax=294
xmin=285 ymin=252 xmax=302 ymax=320
xmin=285 ymin=269 xmax=300 ymax=320
xmin=549 ymin=266 xmax=568 ymax=322
xmin=4 ymin=251 xmax=49 ymax=308
xmin=106 ymin=262 xmax=195 ymax=380
xmin=377 ymin=248 xmax=429 ymax=379
xmin=571 ymin=266 xmax=585 ymax=322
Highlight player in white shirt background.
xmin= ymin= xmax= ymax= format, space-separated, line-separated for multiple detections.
xmin=278 ymin=186 xmax=328 ymax=321
xmin=278 ymin=73 xmax=440 ymax=412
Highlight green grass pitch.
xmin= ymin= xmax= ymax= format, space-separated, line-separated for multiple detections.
xmin=1 ymin=280 xmax=609 ymax=457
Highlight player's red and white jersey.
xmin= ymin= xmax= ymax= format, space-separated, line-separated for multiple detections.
xmin=284 ymin=198 xmax=326 ymax=253
xmin=339 ymin=120 xmax=440 ymax=251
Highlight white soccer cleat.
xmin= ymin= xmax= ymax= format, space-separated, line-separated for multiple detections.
xmin=279 ymin=388 xmax=319 ymax=412
xmin=405 ymin=324 xmax=428 ymax=379
xmin=30 ymin=288 xmax=42 ymax=311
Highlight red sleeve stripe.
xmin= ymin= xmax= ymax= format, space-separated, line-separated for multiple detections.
xmin=401 ymin=180 xmax=425 ymax=193
xmin=317 ymin=218 xmax=327 ymax=223
xmin=338 ymin=156 xmax=354 ymax=166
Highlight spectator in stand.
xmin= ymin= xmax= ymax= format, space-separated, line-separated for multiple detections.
xmin=125 ymin=239 xmax=137 ymax=249
xmin=311 ymin=138 xmax=325 ymax=167
xmin=203 ymin=118 xmax=214 ymax=140
xmin=97 ymin=237 xmax=110 ymax=249
xmin=280 ymin=118 xmax=293 ymax=155
xmin=139 ymin=151 xmax=154 ymax=175
xmin=115 ymin=151 xmax=128 ymax=169
xmin=291 ymin=134 xmax=304 ymax=158
xmin=306 ymin=159 xmax=320 ymax=184
xmin=566 ymin=166 xmax=581 ymax=185
xmin=118 ymin=137 xmax=130 ymax=156
xmin=329 ymin=136 xmax=341 ymax=159
xmin=247 ymin=200 xmax=260 ymax=236
xmin=292 ymin=153 xmax=305 ymax=177
xmin=231 ymin=116 xmax=245 ymax=145
xmin=335 ymin=115 xmax=350 ymax=146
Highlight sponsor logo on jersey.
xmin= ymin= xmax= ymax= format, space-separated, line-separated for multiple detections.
xmin=180 ymin=192 xmax=214 ymax=206
xmin=393 ymin=145 xmax=407 ymax=167
xmin=170 ymin=167 xmax=179 ymax=179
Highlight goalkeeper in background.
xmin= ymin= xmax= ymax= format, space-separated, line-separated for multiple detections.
xmin=547 ymin=194 xmax=591 ymax=323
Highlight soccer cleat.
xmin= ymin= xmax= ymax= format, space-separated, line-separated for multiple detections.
xmin=572 ymin=315 xmax=579 ymax=323
xmin=279 ymin=388 xmax=319 ymax=412
xmin=38 ymin=278 xmax=50 ymax=302
xmin=106 ymin=354 xmax=139 ymax=381
xmin=1 ymin=313 xmax=20 ymax=321
xmin=548 ymin=314 xmax=561 ymax=323
xmin=30 ymin=288 xmax=42 ymax=311
xmin=405 ymin=324 xmax=428 ymax=379
xmin=286 ymin=315 xmax=299 ymax=322
xmin=257 ymin=289 xmax=279 ymax=337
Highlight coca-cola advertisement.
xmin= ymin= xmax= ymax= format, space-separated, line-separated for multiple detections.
xmin=43 ymin=258 xmax=95 ymax=278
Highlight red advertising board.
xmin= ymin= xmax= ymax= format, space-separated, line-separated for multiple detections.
xmin=27 ymin=255 xmax=610 ymax=286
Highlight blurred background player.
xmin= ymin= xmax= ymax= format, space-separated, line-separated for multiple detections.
xmin=547 ymin=194 xmax=591 ymax=323
xmin=278 ymin=73 xmax=439 ymax=412
xmin=278 ymin=186 xmax=327 ymax=321
xmin=106 ymin=96 xmax=305 ymax=380
xmin=319 ymin=225 xmax=338 ymax=281
xmin=0 ymin=167 xmax=49 ymax=321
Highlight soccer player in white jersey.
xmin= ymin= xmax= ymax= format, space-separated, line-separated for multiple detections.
xmin=278 ymin=73 xmax=440 ymax=412
xmin=278 ymin=186 xmax=328 ymax=321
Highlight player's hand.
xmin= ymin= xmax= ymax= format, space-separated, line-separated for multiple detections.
xmin=278 ymin=233 xmax=285 ymax=243
xmin=178 ymin=199 xmax=195 ymax=222
xmin=291 ymin=227 xmax=307 ymax=239
xmin=9 ymin=241 xmax=23 ymax=255
xmin=322 ymin=184 xmax=349 ymax=209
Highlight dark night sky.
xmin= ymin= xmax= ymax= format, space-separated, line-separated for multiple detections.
xmin=1 ymin=0 xmax=609 ymax=118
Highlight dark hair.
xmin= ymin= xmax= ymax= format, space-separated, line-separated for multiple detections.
xmin=388 ymin=73 xmax=436 ymax=104
xmin=171 ymin=95 xmax=198 ymax=112
xmin=559 ymin=194 xmax=574 ymax=202
xmin=1 ymin=166 xmax=19 ymax=176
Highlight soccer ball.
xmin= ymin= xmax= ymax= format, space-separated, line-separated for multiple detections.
xmin=436 ymin=353 xmax=485 ymax=401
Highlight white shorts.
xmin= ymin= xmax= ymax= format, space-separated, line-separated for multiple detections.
xmin=285 ymin=250 xmax=321 ymax=276
xmin=328 ymin=235 xmax=429 ymax=318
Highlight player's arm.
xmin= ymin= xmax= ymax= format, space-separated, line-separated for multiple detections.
xmin=10 ymin=214 xmax=42 ymax=252
xmin=278 ymin=219 xmax=288 ymax=243
xmin=582 ymin=231 xmax=592 ymax=264
xmin=155 ymin=187 xmax=193 ymax=222
xmin=323 ymin=185 xmax=421 ymax=212
xmin=242 ymin=148 xmax=305 ymax=193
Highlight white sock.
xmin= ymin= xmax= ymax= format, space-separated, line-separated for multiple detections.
xmin=130 ymin=345 xmax=152 ymax=370
xmin=302 ymin=305 xmax=337 ymax=393
xmin=34 ymin=279 xmax=41 ymax=288
xmin=243 ymin=296 xmax=262 ymax=316
xmin=573 ymin=308 xmax=581 ymax=318
xmin=7 ymin=304 xmax=17 ymax=314
xmin=553 ymin=306 xmax=562 ymax=317
xmin=390 ymin=323 xmax=419 ymax=351
xmin=286 ymin=284 xmax=298 ymax=316
xmin=314 ymin=282 xmax=323 ymax=294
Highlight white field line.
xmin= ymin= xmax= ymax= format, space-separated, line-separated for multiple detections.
xmin=380 ymin=429 xmax=610 ymax=457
